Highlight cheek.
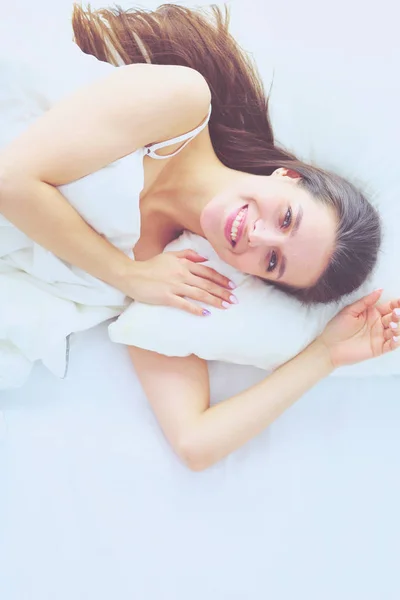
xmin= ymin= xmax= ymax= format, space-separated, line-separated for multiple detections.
xmin=202 ymin=195 xmax=229 ymax=230
xmin=230 ymin=250 xmax=263 ymax=275
xmin=285 ymin=245 xmax=309 ymax=263
xmin=200 ymin=202 xmax=221 ymax=238
xmin=287 ymin=234 xmax=326 ymax=264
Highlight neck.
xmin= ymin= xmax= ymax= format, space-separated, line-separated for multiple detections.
xmin=148 ymin=137 xmax=250 ymax=236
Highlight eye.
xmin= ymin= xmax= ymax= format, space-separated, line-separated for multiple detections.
xmin=282 ymin=207 xmax=292 ymax=229
xmin=267 ymin=250 xmax=278 ymax=273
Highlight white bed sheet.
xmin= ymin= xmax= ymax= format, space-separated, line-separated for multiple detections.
xmin=1 ymin=325 xmax=400 ymax=600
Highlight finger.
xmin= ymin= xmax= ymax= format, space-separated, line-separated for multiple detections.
xmin=168 ymin=295 xmax=211 ymax=317
xmin=178 ymin=285 xmax=234 ymax=310
xmin=383 ymin=335 xmax=400 ymax=354
xmin=190 ymin=263 xmax=236 ymax=290
xmin=383 ymin=327 xmax=396 ymax=342
xmin=172 ymin=249 xmax=208 ymax=263
xmin=382 ymin=311 xmax=400 ymax=329
xmin=377 ymin=298 xmax=400 ymax=317
xmin=188 ymin=274 xmax=238 ymax=304
xmin=346 ymin=289 xmax=383 ymax=317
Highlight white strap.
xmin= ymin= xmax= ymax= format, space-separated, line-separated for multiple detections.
xmin=145 ymin=103 xmax=212 ymax=160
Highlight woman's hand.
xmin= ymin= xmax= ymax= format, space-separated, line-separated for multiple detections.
xmin=123 ymin=249 xmax=237 ymax=316
xmin=318 ymin=289 xmax=400 ymax=368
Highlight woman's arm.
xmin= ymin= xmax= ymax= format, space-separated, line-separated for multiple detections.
xmin=0 ymin=176 xmax=136 ymax=289
xmin=129 ymin=341 xmax=333 ymax=472
xmin=0 ymin=63 xmax=210 ymax=290
xmin=129 ymin=290 xmax=399 ymax=471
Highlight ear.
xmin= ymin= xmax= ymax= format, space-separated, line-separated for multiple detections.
xmin=272 ymin=167 xmax=302 ymax=180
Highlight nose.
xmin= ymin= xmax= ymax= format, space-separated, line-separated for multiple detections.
xmin=248 ymin=219 xmax=283 ymax=248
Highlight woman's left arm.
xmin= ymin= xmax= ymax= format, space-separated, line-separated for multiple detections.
xmin=129 ymin=289 xmax=399 ymax=471
xmin=129 ymin=339 xmax=333 ymax=471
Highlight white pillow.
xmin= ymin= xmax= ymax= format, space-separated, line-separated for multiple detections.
xmin=109 ymin=230 xmax=340 ymax=369
xmin=109 ymin=49 xmax=400 ymax=377
xmin=108 ymin=230 xmax=399 ymax=377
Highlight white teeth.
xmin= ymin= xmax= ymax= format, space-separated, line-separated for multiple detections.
xmin=230 ymin=207 xmax=247 ymax=243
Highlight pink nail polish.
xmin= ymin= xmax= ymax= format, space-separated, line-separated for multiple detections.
xmin=230 ymin=295 xmax=238 ymax=304
xmin=390 ymin=322 xmax=398 ymax=330
xmin=229 ymin=281 xmax=236 ymax=289
xmin=202 ymin=309 xmax=211 ymax=316
xmin=222 ymin=301 xmax=231 ymax=309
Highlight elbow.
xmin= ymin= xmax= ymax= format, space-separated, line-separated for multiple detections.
xmin=177 ymin=437 xmax=212 ymax=472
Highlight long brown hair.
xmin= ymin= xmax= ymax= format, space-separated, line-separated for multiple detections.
xmin=71 ymin=2 xmax=381 ymax=304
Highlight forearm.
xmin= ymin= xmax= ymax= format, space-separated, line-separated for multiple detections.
xmin=188 ymin=341 xmax=334 ymax=470
xmin=0 ymin=177 xmax=134 ymax=291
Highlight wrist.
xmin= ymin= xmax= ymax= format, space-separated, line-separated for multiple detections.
xmin=307 ymin=338 xmax=336 ymax=375
xmin=108 ymin=254 xmax=138 ymax=295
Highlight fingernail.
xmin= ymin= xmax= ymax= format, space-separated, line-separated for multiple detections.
xmin=394 ymin=309 xmax=400 ymax=317
xmin=229 ymin=295 xmax=238 ymax=304
xmin=222 ymin=301 xmax=231 ymax=309
xmin=229 ymin=281 xmax=236 ymax=289
xmin=393 ymin=336 xmax=400 ymax=343
xmin=390 ymin=322 xmax=398 ymax=330
xmin=202 ymin=309 xmax=211 ymax=316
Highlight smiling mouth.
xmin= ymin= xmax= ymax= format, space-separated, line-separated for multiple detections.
xmin=227 ymin=205 xmax=248 ymax=248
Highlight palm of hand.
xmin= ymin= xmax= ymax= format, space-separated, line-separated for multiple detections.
xmin=320 ymin=293 xmax=400 ymax=367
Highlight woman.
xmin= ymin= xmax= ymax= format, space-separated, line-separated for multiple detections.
xmin=0 ymin=4 xmax=398 ymax=466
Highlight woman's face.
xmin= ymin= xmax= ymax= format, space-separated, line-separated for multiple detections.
xmin=200 ymin=169 xmax=338 ymax=288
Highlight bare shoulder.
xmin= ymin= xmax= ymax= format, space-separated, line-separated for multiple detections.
xmin=120 ymin=63 xmax=212 ymax=144
xmin=0 ymin=62 xmax=211 ymax=186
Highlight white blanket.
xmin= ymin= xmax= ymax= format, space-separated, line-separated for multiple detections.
xmin=0 ymin=22 xmax=144 ymax=388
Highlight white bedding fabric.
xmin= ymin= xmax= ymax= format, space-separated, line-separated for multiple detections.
xmin=1 ymin=324 xmax=400 ymax=600
xmin=0 ymin=31 xmax=145 ymax=388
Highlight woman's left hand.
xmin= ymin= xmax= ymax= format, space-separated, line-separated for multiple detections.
xmin=318 ymin=289 xmax=400 ymax=368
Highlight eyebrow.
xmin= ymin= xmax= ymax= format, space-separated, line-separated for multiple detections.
xmin=276 ymin=205 xmax=304 ymax=280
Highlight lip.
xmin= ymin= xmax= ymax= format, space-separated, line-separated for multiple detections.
xmin=224 ymin=204 xmax=248 ymax=247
